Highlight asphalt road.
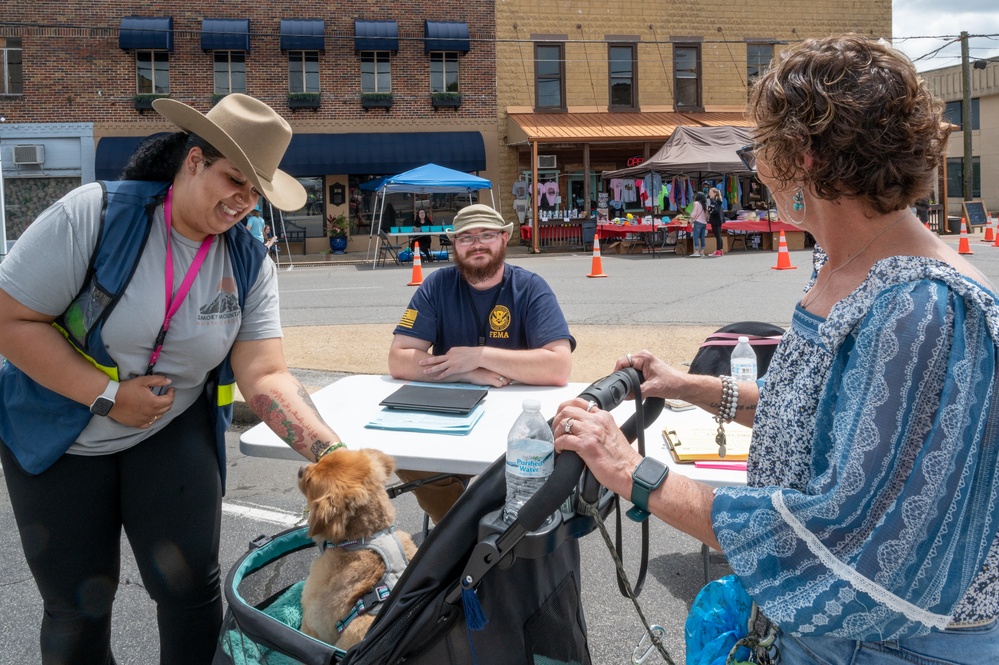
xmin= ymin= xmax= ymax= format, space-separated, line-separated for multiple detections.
xmin=3 ymin=236 xmax=999 ymax=664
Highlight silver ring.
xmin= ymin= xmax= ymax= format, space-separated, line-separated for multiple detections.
xmin=586 ymin=400 xmax=597 ymax=413
xmin=498 ymin=376 xmax=505 ymax=382
xmin=563 ymin=417 xmax=574 ymax=435
xmin=627 ymin=354 xmax=634 ymax=368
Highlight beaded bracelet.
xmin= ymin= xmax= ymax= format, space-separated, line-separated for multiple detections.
xmin=317 ymin=441 xmax=347 ymax=461
xmin=713 ymin=375 xmax=739 ymax=457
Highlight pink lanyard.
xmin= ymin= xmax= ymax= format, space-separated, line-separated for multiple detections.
xmin=145 ymin=187 xmax=214 ymax=374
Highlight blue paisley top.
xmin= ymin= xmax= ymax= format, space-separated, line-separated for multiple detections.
xmin=713 ymin=254 xmax=999 ymax=641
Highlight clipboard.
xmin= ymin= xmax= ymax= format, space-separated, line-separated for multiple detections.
xmin=662 ymin=421 xmax=752 ymax=463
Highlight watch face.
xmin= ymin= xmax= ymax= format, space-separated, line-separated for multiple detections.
xmin=91 ymin=396 xmax=114 ymax=417
xmin=634 ymin=458 xmax=668 ymax=485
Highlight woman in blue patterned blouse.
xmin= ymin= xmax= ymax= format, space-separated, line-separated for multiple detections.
xmin=554 ymin=34 xmax=999 ymax=663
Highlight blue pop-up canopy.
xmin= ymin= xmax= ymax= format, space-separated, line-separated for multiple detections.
xmin=376 ymin=163 xmax=493 ymax=194
xmin=368 ymin=163 xmax=495 ymax=268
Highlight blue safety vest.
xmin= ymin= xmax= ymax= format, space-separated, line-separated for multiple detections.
xmin=0 ymin=180 xmax=266 ymax=486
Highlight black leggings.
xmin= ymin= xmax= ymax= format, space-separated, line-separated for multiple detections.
xmin=710 ymin=223 xmax=723 ymax=251
xmin=1 ymin=399 xmax=223 ymax=665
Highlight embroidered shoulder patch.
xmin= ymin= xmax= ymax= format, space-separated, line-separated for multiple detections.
xmin=398 ymin=308 xmax=417 ymax=329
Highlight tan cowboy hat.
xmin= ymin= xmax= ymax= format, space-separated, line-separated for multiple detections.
xmin=152 ymin=94 xmax=306 ymax=212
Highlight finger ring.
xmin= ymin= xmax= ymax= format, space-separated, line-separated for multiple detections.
xmin=586 ymin=400 xmax=597 ymax=413
xmin=563 ymin=417 xmax=574 ymax=435
xmin=148 ymin=419 xmax=155 ymax=426
xmin=498 ymin=376 xmax=505 ymax=382
xmin=627 ymin=354 xmax=634 ymax=368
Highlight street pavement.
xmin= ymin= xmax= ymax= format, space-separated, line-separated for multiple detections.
xmin=3 ymin=233 xmax=999 ymax=664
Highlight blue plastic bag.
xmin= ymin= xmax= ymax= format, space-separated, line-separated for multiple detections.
xmin=684 ymin=575 xmax=754 ymax=665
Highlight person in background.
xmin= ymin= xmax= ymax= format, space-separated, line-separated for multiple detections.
xmin=410 ymin=207 xmax=434 ymax=263
xmin=388 ymin=204 xmax=575 ymax=524
xmin=263 ymin=223 xmax=280 ymax=261
xmin=0 ymin=94 xmax=346 ymax=664
xmin=245 ymin=203 xmax=266 ymax=243
xmin=707 ymin=187 xmax=725 ymax=256
xmin=689 ymin=191 xmax=708 ymax=257
xmin=553 ymin=35 xmax=999 ymax=663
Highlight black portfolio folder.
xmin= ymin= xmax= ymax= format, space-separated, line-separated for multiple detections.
xmin=379 ymin=384 xmax=488 ymax=415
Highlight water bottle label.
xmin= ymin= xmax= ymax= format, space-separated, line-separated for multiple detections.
xmin=730 ymin=359 xmax=756 ymax=382
xmin=507 ymin=452 xmax=554 ymax=478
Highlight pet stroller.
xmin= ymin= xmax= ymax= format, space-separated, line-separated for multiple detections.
xmin=215 ymin=371 xmax=664 ymax=665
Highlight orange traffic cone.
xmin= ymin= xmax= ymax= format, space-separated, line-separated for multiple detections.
xmin=586 ymin=234 xmax=608 ymax=278
xmin=957 ymin=218 xmax=974 ymax=255
xmin=992 ymin=217 xmax=999 ymax=247
xmin=771 ymin=230 xmax=797 ymax=270
xmin=408 ymin=242 xmax=425 ymax=285
xmin=984 ymin=214 xmax=995 ymax=243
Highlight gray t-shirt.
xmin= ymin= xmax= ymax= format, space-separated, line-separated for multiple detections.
xmin=0 ymin=182 xmax=282 ymax=455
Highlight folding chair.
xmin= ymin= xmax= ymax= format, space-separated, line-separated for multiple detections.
xmin=437 ymin=234 xmax=453 ymax=261
xmin=377 ymin=230 xmax=404 ymax=266
xmin=688 ymin=321 xmax=785 ymax=583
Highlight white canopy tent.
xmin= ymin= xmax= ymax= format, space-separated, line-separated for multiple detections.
xmin=367 ymin=163 xmax=495 ymax=269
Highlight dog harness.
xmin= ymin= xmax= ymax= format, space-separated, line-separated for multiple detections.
xmin=321 ymin=526 xmax=412 ymax=634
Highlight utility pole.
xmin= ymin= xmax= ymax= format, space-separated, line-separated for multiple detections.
xmin=961 ymin=31 xmax=973 ymax=202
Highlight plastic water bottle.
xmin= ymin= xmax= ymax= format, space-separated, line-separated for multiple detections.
xmin=503 ymin=399 xmax=555 ymax=524
xmin=730 ymin=336 xmax=758 ymax=382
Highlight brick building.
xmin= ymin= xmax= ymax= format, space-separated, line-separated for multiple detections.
xmin=0 ymin=3 xmax=899 ymax=253
xmin=0 ymin=1 xmax=496 ymax=253
xmin=493 ymin=1 xmax=891 ymax=244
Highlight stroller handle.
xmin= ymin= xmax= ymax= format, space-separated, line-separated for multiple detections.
xmin=517 ymin=451 xmax=585 ymax=530
xmin=517 ymin=369 xmax=664 ymax=531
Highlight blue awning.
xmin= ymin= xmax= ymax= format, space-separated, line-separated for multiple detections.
xmin=94 ymin=134 xmax=170 ymax=180
xmin=355 ymin=20 xmax=399 ymax=53
xmin=201 ymin=19 xmax=250 ymax=52
xmin=424 ymin=21 xmax=470 ymax=53
xmin=280 ymin=19 xmax=325 ymax=51
xmin=119 ymin=17 xmax=173 ymax=52
xmin=95 ymin=131 xmax=485 ymax=180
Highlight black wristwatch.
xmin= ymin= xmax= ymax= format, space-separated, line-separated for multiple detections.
xmin=89 ymin=379 xmax=119 ymax=417
xmin=626 ymin=457 xmax=669 ymax=522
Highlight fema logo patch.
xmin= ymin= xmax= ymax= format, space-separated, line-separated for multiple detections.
xmin=489 ymin=305 xmax=511 ymax=333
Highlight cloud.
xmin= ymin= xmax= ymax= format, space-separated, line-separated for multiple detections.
xmin=893 ymin=0 xmax=999 ymax=70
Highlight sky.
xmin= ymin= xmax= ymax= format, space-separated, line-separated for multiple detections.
xmin=892 ymin=0 xmax=999 ymax=71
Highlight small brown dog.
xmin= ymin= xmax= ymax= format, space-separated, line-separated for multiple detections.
xmin=297 ymin=447 xmax=417 ymax=649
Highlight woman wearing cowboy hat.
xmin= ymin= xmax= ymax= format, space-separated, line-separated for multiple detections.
xmin=0 ymin=94 xmax=345 ymax=663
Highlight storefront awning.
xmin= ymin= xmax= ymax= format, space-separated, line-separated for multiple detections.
xmin=355 ymin=20 xmax=399 ymax=52
xmin=119 ymin=17 xmax=173 ymax=51
xmin=201 ymin=19 xmax=250 ymax=52
xmin=95 ymin=131 xmax=485 ymax=181
xmin=280 ymin=19 xmax=325 ymax=52
xmin=506 ymin=111 xmax=753 ymax=144
xmin=424 ymin=21 xmax=470 ymax=53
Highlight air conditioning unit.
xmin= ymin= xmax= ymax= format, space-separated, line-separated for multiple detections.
xmin=13 ymin=145 xmax=45 ymax=165
xmin=537 ymin=154 xmax=557 ymax=169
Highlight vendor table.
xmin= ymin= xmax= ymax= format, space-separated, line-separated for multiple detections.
xmin=239 ymin=374 xmax=746 ymax=488
xmin=722 ymin=219 xmax=805 ymax=251
xmin=597 ymin=222 xmax=691 ymax=256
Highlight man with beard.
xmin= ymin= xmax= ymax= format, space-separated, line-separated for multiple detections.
xmin=389 ymin=204 xmax=574 ymax=523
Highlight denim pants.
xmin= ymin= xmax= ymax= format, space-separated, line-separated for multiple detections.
xmin=776 ymin=620 xmax=999 ymax=664
xmin=692 ymin=222 xmax=707 ymax=251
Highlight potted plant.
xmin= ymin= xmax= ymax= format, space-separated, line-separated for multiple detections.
xmin=133 ymin=93 xmax=168 ymax=111
xmin=326 ymin=213 xmax=350 ymax=254
xmin=361 ymin=92 xmax=394 ymax=110
xmin=288 ymin=92 xmax=321 ymax=110
xmin=431 ymin=91 xmax=462 ymax=109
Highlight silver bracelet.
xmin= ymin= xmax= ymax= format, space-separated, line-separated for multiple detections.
xmin=713 ymin=375 xmax=739 ymax=457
